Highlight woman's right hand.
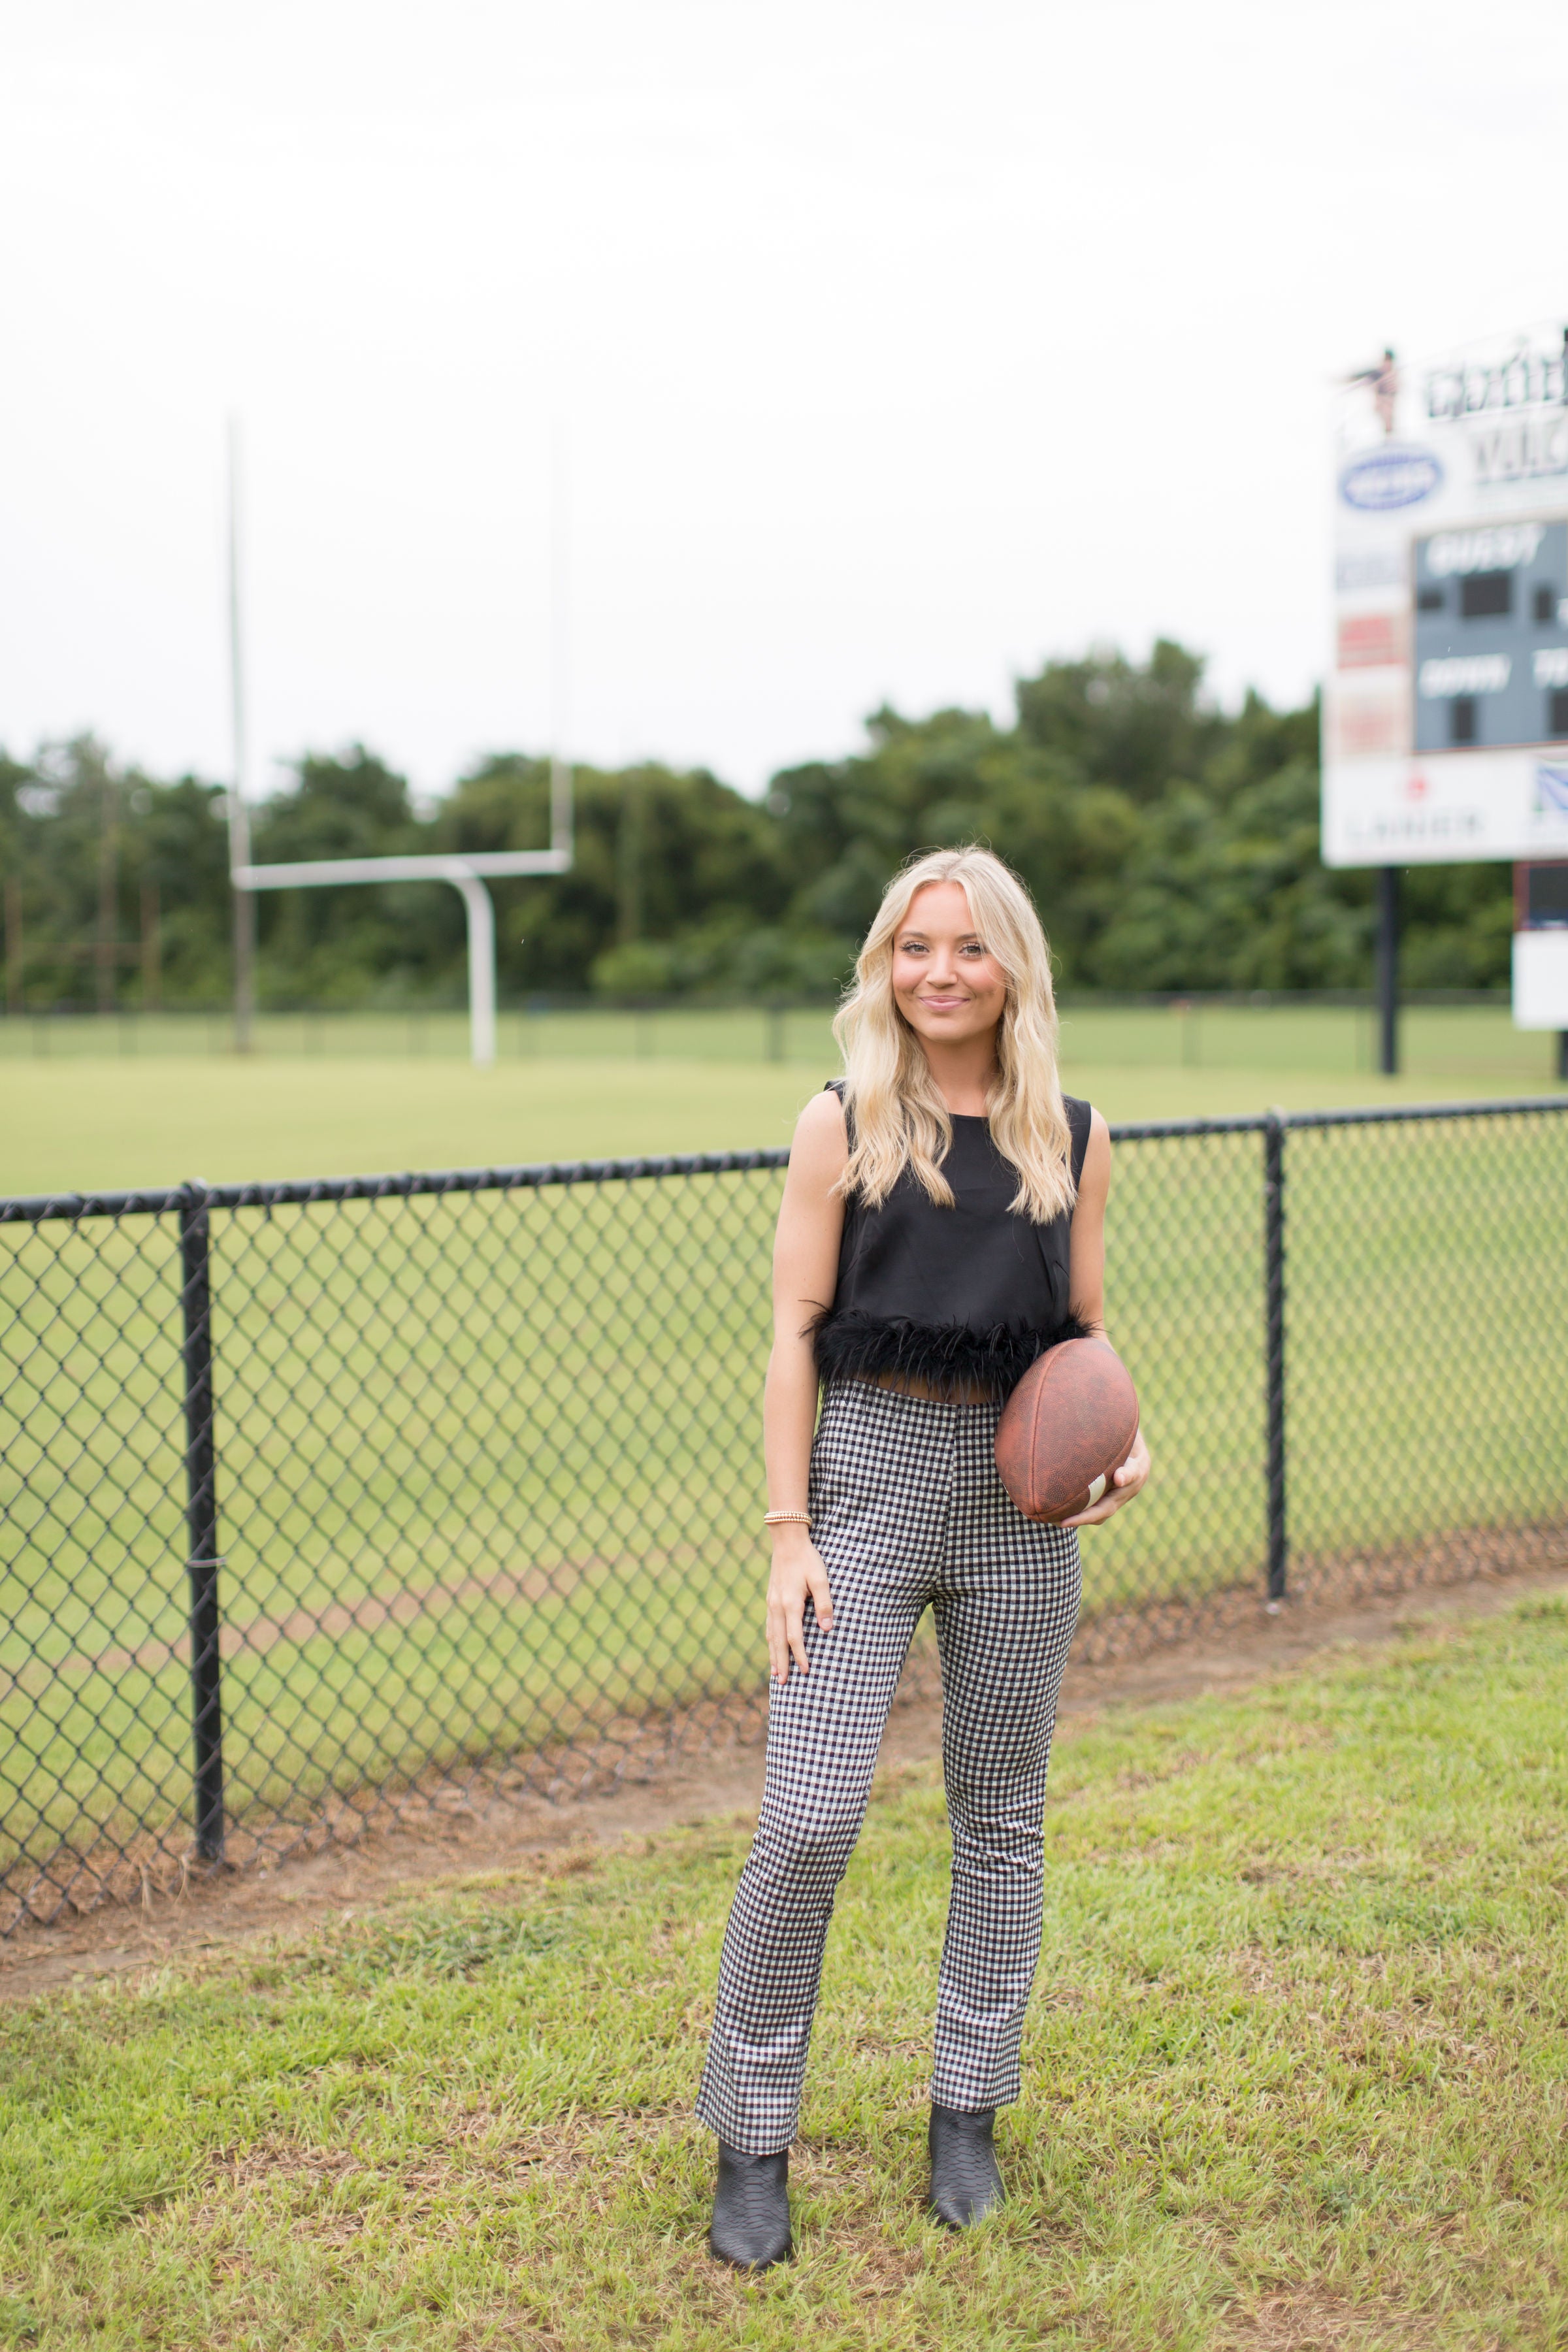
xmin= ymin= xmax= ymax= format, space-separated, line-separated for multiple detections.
xmin=766 ymin=1529 xmax=834 ymax=1684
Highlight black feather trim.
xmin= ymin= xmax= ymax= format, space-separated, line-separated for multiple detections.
xmin=808 ymin=1307 xmax=1090 ymax=1401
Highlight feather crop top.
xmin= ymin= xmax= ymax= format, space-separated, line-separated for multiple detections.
xmin=809 ymin=1079 xmax=1092 ymax=1401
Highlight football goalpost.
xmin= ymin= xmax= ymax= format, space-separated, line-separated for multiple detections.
xmin=223 ymin=421 xmax=574 ymax=1067
xmin=231 ymin=823 xmax=572 ymax=1069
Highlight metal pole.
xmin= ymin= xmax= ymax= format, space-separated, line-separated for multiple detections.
xmin=1264 ymin=1112 xmax=1288 ymax=1605
xmin=549 ymin=760 xmax=573 ymax=862
xmin=1558 ymin=1031 xmax=1568 ymax=1083
xmin=1375 ymin=864 xmax=1399 ymax=1077
xmin=178 ymin=1183 xmax=226 ymax=1863
xmin=549 ymin=421 xmax=574 ymax=859
xmin=96 ymin=764 xmax=118 ymax=1018
xmin=449 ymin=868 xmax=497 ymax=1066
xmin=4 ymin=877 xmax=21 ymax=1014
xmin=617 ymin=772 xmax=643 ymax=948
xmin=140 ymin=880 xmax=161 ymax=1010
xmin=227 ymin=417 xmax=255 ymax=1053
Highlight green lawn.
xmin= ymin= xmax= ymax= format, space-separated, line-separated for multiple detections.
xmin=4 ymin=1019 xmax=1567 ymax=1908
xmin=0 ymin=1000 xmax=1559 ymax=1199
xmin=3 ymin=1599 xmax=1566 ymax=2349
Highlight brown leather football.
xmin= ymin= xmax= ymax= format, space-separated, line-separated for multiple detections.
xmin=994 ymin=1337 xmax=1140 ymax=1524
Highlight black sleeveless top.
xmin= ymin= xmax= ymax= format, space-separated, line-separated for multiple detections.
xmin=811 ymin=1082 xmax=1093 ymax=1400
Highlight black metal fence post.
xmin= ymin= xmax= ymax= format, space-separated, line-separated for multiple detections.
xmin=1264 ymin=1113 xmax=1288 ymax=1603
xmin=178 ymin=1181 xmax=226 ymax=1863
xmin=1376 ymin=866 xmax=1401 ymax=1076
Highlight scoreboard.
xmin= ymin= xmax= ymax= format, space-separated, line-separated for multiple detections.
xmin=1323 ymin=324 xmax=1568 ymax=864
xmin=1413 ymin=521 xmax=1568 ymax=755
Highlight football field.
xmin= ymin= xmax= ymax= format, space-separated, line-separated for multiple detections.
xmin=0 ymin=998 xmax=1555 ymax=1198
xmin=4 ymin=1007 xmax=1565 ymax=1909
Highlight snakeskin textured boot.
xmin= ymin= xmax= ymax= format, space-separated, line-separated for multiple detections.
xmin=928 ymin=2103 xmax=1004 ymax=2228
xmin=709 ymin=2143 xmax=791 ymax=2268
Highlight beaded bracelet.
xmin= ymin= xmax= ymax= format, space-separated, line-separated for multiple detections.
xmin=763 ymin=1510 xmax=812 ymax=1527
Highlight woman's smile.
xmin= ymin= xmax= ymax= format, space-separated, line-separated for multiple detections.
xmin=891 ymin=880 xmax=1009 ymax=1051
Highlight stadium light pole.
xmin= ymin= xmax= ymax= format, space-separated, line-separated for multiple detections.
xmin=226 ymin=417 xmax=256 ymax=1053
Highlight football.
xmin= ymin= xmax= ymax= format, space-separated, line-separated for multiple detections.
xmin=993 ymin=1337 xmax=1140 ymax=1524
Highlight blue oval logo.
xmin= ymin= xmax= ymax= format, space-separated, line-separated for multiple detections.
xmin=1339 ymin=446 xmax=1443 ymax=511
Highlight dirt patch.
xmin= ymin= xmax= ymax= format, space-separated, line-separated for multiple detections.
xmin=4 ymin=1561 xmax=1565 ymax=2008
xmin=1 ymin=1676 xmax=794 ymax=1933
xmin=1218 ymin=2287 xmax=1439 ymax=2349
xmin=14 ymin=1523 xmax=1564 ymax=1934
xmin=1073 ymin=1522 xmax=1568 ymax=1669
xmin=58 ymin=1543 xmax=706 ymax=1684
xmin=197 ymin=2110 xmax=675 ymax=2212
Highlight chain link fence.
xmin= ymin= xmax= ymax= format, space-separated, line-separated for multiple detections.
xmin=4 ymin=1098 xmax=1567 ymax=1927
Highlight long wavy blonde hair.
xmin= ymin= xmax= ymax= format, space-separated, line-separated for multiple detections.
xmin=833 ymin=846 xmax=1075 ymax=1224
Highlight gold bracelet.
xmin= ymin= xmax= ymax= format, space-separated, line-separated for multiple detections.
xmin=764 ymin=1510 xmax=811 ymax=1527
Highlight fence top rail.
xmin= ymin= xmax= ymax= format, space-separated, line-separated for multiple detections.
xmin=1276 ymin=1094 xmax=1568 ymax=1132
xmin=3 ymin=1094 xmax=1565 ymax=1226
xmin=0 ymin=1149 xmax=795 ymax=1226
xmin=1114 ymin=1094 xmax=1568 ymax=1142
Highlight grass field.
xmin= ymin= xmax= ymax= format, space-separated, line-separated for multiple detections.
xmin=3 ymin=1599 xmax=1566 ymax=2349
xmin=1 ymin=1000 xmax=1560 ymax=1198
xmin=0 ymin=996 xmax=1556 ymax=1080
xmin=4 ymin=1006 xmax=1567 ymax=1905
xmin=7 ymin=1106 xmax=1567 ymax=1905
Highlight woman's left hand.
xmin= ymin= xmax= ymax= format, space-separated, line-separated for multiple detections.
xmin=1060 ymin=1425 xmax=1151 ymax=1528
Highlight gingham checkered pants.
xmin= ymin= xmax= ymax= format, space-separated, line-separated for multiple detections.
xmin=696 ymin=1378 xmax=1081 ymax=2153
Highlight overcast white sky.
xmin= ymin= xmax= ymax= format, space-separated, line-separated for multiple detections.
xmin=3 ymin=0 xmax=1567 ymax=802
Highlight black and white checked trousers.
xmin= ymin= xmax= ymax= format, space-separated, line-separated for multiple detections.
xmin=696 ymin=1378 xmax=1081 ymax=2153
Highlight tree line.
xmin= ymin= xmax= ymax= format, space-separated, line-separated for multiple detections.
xmin=0 ymin=641 xmax=1511 ymax=1011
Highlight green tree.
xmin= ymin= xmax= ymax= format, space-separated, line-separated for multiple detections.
xmin=0 ymin=738 xmax=233 ymax=1010
xmin=438 ymin=755 xmax=791 ymax=996
xmin=251 ymin=748 xmax=442 ymax=1006
xmin=1015 ymin=638 xmax=1226 ymax=802
xmin=0 ymin=638 xmax=1520 ymax=1015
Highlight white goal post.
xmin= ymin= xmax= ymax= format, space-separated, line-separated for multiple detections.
xmin=232 ymin=832 xmax=570 ymax=1068
xmin=223 ymin=416 xmax=576 ymax=1066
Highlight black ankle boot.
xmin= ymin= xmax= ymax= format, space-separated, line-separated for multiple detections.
xmin=928 ymin=2102 xmax=1004 ymax=2228
xmin=710 ymin=2142 xmax=792 ymax=2268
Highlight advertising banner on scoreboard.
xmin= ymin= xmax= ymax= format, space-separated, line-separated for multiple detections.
xmin=1323 ymin=323 xmax=1568 ymax=866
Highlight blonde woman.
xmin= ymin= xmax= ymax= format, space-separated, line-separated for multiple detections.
xmin=697 ymin=846 xmax=1150 ymax=2267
